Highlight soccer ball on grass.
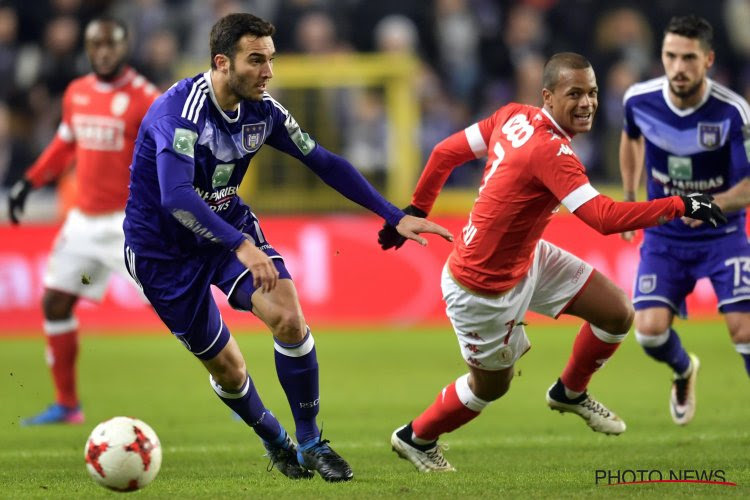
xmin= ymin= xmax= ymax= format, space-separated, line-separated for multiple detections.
xmin=84 ymin=416 xmax=162 ymax=491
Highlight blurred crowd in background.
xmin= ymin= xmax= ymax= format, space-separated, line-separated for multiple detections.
xmin=2 ymin=0 xmax=750 ymax=202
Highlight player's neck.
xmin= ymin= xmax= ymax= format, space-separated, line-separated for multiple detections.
xmin=210 ymin=69 xmax=240 ymax=111
xmin=668 ymin=79 xmax=707 ymax=110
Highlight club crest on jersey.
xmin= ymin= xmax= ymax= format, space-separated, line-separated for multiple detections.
xmin=110 ymin=92 xmax=130 ymax=116
xmin=242 ymin=122 xmax=266 ymax=153
xmin=697 ymin=122 xmax=722 ymax=150
xmin=638 ymin=274 xmax=657 ymax=294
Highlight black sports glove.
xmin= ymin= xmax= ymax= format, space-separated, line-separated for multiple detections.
xmin=679 ymin=193 xmax=728 ymax=228
xmin=8 ymin=178 xmax=32 ymax=225
xmin=378 ymin=204 xmax=427 ymax=250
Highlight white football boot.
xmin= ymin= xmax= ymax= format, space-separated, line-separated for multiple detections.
xmin=391 ymin=425 xmax=456 ymax=472
xmin=546 ymin=382 xmax=626 ymax=435
xmin=670 ymin=353 xmax=700 ymax=425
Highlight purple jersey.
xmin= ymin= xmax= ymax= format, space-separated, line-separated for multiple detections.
xmin=124 ymin=72 xmax=403 ymax=259
xmin=623 ymin=76 xmax=750 ymax=241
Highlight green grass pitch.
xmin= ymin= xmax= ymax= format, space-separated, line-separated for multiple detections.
xmin=1 ymin=319 xmax=748 ymax=498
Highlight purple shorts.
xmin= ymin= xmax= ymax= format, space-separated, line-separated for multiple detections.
xmin=125 ymin=215 xmax=290 ymax=360
xmin=633 ymin=233 xmax=750 ymax=317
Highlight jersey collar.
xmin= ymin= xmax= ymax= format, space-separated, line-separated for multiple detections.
xmin=661 ymin=77 xmax=713 ymax=117
xmin=541 ymin=108 xmax=572 ymax=141
xmin=204 ymin=71 xmax=241 ymax=123
xmin=92 ymin=67 xmax=135 ymax=92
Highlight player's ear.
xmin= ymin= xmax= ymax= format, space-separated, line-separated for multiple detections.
xmin=705 ymin=49 xmax=715 ymax=69
xmin=542 ymin=88 xmax=553 ymax=108
xmin=214 ymin=53 xmax=230 ymax=73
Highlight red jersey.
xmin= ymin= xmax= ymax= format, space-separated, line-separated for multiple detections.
xmin=25 ymin=67 xmax=158 ymax=214
xmin=412 ymin=103 xmax=685 ymax=295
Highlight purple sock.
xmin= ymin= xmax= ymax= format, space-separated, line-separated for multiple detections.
xmin=274 ymin=329 xmax=320 ymax=444
xmin=641 ymin=329 xmax=690 ymax=375
xmin=210 ymin=373 xmax=282 ymax=442
xmin=741 ymin=353 xmax=750 ymax=377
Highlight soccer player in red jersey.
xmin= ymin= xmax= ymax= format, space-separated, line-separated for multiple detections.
xmin=378 ymin=52 xmax=726 ymax=472
xmin=8 ymin=17 xmax=159 ymax=425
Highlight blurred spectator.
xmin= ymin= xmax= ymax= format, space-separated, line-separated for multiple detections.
xmin=293 ymin=10 xmax=350 ymax=54
xmin=513 ymin=51 xmax=545 ymax=105
xmin=434 ymin=0 xmax=480 ymax=101
xmin=138 ymin=28 xmax=178 ymax=91
xmin=593 ymin=7 xmax=652 ymax=79
xmin=0 ymin=5 xmax=20 ymax=100
xmin=0 ymin=101 xmax=33 ymax=187
xmin=111 ymin=0 xmax=170 ymax=65
xmin=342 ymin=89 xmax=388 ymax=185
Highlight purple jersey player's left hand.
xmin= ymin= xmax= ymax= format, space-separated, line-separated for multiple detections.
xmin=235 ymin=239 xmax=279 ymax=293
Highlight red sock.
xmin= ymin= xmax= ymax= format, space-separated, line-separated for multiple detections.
xmin=412 ymin=380 xmax=480 ymax=441
xmin=46 ymin=329 xmax=79 ymax=407
xmin=561 ymin=322 xmax=623 ymax=392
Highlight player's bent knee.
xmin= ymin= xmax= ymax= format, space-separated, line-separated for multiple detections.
xmin=600 ymin=299 xmax=633 ymax=335
xmin=470 ymin=367 xmax=513 ymax=401
xmin=211 ymin=366 xmax=247 ymax=391
xmin=270 ymin=311 xmax=306 ymax=344
xmin=41 ymin=290 xmax=77 ymax=320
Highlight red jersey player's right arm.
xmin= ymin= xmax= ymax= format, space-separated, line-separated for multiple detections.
xmin=536 ymin=145 xmax=686 ymax=234
xmin=24 ymin=85 xmax=76 ymax=187
xmin=411 ymin=110 xmax=501 ymax=214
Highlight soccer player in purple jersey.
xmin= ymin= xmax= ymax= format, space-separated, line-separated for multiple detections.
xmin=620 ymin=15 xmax=750 ymax=425
xmin=122 ymin=13 xmax=452 ymax=482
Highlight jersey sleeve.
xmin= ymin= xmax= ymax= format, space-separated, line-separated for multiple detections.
xmin=622 ymin=91 xmax=641 ymax=139
xmin=574 ymin=194 xmax=684 ymax=234
xmin=24 ymin=85 xmax=76 ymax=187
xmin=730 ymin=114 xmax=750 ymax=183
xmin=411 ymin=109 xmax=502 ymax=214
xmin=532 ymin=145 xmax=597 ymax=210
xmin=150 ymin=116 xmax=245 ymax=250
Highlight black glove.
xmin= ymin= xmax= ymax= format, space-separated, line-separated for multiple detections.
xmin=679 ymin=193 xmax=728 ymax=228
xmin=8 ymin=178 xmax=32 ymax=225
xmin=378 ymin=204 xmax=427 ymax=250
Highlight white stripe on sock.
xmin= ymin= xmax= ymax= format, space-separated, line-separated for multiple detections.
xmin=634 ymin=329 xmax=670 ymax=347
xmin=273 ymin=332 xmax=314 ymax=357
xmin=455 ymin=374 xmax=489 ymax=412
xmin=209 ymin=374 xmax=250 ymax=399
xmin=590 ymin=324 xmax=628 ymax=344
xmin=43 ymin=318 xmax=78 ymax=336
xmin=734 ymin=342 xmax=750 ymax=355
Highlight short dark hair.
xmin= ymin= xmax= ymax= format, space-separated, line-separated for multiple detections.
xmin=210 ymin=13 xmax=275 ymax=69
xmin=542 ymin=52 xmax=592 ymax=91
xmin=86 ymin=15 xmax=128 ymax=39
xmin=664 ymin=15 xmax=713 ymax=51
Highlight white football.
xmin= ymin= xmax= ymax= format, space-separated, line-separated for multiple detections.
xmin=84 ymin=416 xmax=162 ymax=492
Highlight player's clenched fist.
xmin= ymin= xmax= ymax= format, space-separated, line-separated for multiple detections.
xmin=679 ymin=193 xmax=728 ymax=228
xmin=235 ymin=239 xmax=279 ymax=293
